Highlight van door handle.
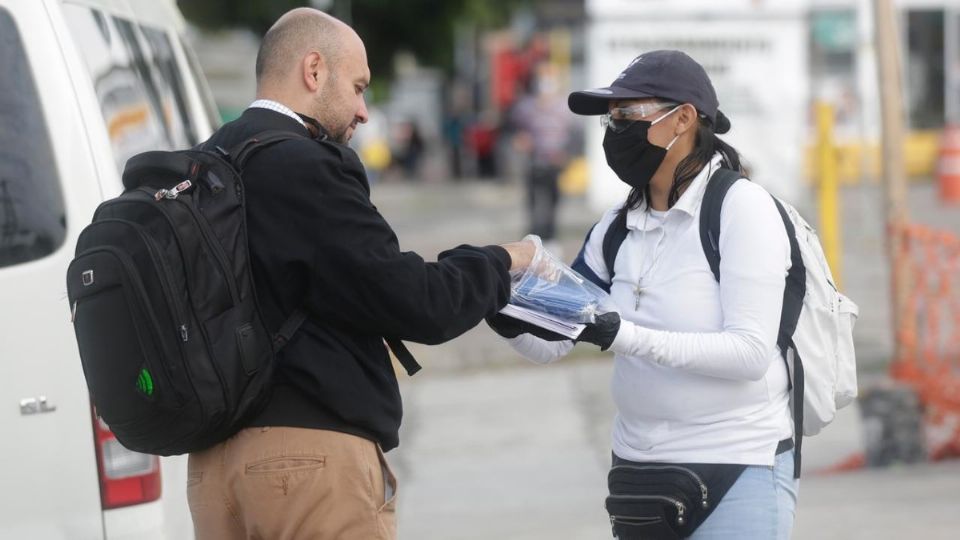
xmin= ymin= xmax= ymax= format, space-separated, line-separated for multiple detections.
xmin=20 ymin=396 xmax=57 ymax=415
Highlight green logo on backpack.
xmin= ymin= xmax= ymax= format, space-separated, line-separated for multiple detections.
xmin=136 ymin=368 xmax=154 ymax=396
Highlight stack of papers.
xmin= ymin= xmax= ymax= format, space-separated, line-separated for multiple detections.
xmin=499 ymin=304 xmax=585 ymax=340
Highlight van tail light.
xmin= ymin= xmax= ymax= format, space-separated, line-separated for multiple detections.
xmin=92 ymin=410 xmax=162 ymax=509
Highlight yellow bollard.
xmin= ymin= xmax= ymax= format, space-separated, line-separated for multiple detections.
xmin=816 ymin=102 xmax=843 ymax=290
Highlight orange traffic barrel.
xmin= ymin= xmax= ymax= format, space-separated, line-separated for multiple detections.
xmin=938 ymin=124 xmax=960 ymax=204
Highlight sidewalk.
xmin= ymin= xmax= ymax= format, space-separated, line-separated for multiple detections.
xmin=393 ymin=358 xmax=613 ymax=540
xmin=794 ymin=459 xmax=960 ymax=539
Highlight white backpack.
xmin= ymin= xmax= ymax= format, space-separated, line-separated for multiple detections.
xmin=777 ymin=201 xmax=859 ymax=435
xmin=698 ymin=169 xmax=859 ymax=442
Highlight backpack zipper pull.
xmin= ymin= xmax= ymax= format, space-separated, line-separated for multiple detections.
xmin=179 ymin=324 xmax=189 ymax=342
xmin=154 ymin=179 xmax=193 ymax=201
xmin=71 ymin=300 xmax=77 ymax=323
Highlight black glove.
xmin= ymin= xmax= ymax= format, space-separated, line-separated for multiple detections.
xmin=485 ymin=313 xmax=570 ymax=342
xmin=576 ymin=312 xmax=621 ymax=351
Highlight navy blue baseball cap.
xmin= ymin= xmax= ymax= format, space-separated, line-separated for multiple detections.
xmin=568 ymin=50 xmax=731 ymax=134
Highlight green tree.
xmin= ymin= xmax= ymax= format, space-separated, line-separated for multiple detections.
xmin=178 ymin=0 xmax=522 ymax=80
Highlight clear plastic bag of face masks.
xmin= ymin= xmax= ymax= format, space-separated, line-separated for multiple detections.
xmin=509 ymin=235 xmax=611 ymax=324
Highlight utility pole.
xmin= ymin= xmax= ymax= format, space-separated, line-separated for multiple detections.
xmin=0 ymin=179 xmax=16 ymax=249
xmin=310 ymin=0 xmax=350 ymax=24
xmin=815 ymin=102 xmax=842 ymax=290
xmin=873 ymin=0 xmax=912 ymax=362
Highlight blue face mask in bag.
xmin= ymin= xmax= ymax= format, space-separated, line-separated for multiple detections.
xmin=509 ymin=237 xmax=610 ymax=324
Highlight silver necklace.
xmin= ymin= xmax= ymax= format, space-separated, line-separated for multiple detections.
xmin=633 ymin=209 xmax=664 ymax=309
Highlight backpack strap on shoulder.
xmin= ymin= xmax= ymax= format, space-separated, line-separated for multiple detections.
xmin=770 ymin=197 xmax=805 ymax=354
xmin=224 ymin=130 xmax=306 ymax=171
xmin=698 ymin=167 xmax=742 ymax=282
xmin=219 ymin=130 xmax=310 ymax=351
xmin=601 ymin=211 xmax=629 ymax=282
xmin=770 ymin=197 xmax=806 ymax=479
xmin=699 ymin=169 xmax=808 ymax=478
xmin=224 ymin=129 xmax=422 ymax=376
xmin=572 ymin=224 xmax=612 ymax=293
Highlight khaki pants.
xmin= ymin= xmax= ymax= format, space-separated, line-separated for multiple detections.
xmin=187 ymin=427 xmax=397 ymax=540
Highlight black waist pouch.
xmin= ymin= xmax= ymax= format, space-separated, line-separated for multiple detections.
xmin=605 ymin=456 xmax=746 ymax=540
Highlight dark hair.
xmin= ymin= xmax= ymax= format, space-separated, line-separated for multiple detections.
xmin=618 ymin=118 xmax=744 ymax=219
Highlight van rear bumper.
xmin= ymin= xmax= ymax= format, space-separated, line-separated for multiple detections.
xmin=104 ymin=455 xmax=192 ymax=539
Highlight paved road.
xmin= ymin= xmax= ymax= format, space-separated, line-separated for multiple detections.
xmin=393 ymin=360 xmax=611 ymax=540
xmin=393 ymin=358 xmax=960 ymax=540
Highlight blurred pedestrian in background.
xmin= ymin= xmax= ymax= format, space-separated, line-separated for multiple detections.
xmin=186 ymin=8 xmax=537 ymax=540
xmin=510 ymin=62 xmax=574 ymax=253
xmin=466 ymin=111 xmax=499 ymax=178
xmin=443 ymin=81 xmax=471 ymax=180
xmin=490 ymin=50 xmax=799 ymax=539
xmin=394 ymin=119 xmax=424 ymax=179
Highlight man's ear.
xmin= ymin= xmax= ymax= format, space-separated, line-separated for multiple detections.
xmin=303 ymin=51 xmax=327 ymax=92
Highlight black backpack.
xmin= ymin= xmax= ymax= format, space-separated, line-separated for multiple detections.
xmin=66 ymin=131 xmax=307 ymax=456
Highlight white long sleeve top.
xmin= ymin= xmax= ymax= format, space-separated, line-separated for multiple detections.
xmin=507 ymin=155 xmax=794 ymax=466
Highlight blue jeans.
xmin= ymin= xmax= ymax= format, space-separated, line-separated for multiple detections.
xmin=689 ymin=450 xmax=799 ymax=540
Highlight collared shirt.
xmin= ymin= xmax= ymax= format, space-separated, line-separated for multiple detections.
xmin=248 ymin=99 xmax=307 ymax=129
xmin=509 ymin=154 xmax=794 ymax=466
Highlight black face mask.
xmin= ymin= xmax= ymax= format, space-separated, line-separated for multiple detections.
xmin=602 ymin=108 xmax=679 ymax=191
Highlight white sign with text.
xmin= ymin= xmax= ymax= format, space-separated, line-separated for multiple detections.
xmin=583 ymin=7 xmax=809 ymax=211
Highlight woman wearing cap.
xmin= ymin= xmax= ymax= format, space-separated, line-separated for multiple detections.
xmin=488 ymin=50 xmax=798 ymax=539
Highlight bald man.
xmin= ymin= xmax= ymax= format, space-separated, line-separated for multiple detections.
xmin=186 ymin=9 xmax=534 ymax=539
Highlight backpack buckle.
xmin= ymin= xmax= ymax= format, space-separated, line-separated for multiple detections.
xmin=154 ymin=179 xmax=194 ymax=201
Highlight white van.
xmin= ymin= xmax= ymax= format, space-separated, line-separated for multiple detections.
xmin=0 ymin=0 xmax=219 ymax=537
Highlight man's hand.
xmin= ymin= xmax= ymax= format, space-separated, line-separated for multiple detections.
xmin=486 ymin=313 xmax=569 ymax=342
xmin=500 ymin=239 xmax=537 ymax=273
xmin=576 ymin=312 xmax=621 ymax=351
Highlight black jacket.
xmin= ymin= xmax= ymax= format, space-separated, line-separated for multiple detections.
xmin=203 ymin=108 xmax=512 ymax=450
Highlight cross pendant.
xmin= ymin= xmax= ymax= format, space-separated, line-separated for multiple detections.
xmin=634 ymin=286 xmax=644 ymax=310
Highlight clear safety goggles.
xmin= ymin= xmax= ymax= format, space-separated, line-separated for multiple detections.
xmin=601 ymin=102 xmax=679 ymax=133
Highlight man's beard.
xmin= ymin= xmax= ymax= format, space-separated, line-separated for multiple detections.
xmin=328 ymin=123 xmax=351 ymax=144
xmin=314 ymin=75 xmax=352 ymax=144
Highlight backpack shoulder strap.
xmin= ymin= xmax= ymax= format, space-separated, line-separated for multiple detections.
xmin=699 ymin=167 xmax=743 ymax=282
xmin=571 ymin=224 xmax=612 ymax=293
xmin=698 ymin=168 xmax=810 ymax=478
xmin=770 ymin=197 xmax=805 ymax=352
xmin=787 ymin=339 xmax=805 ymax=479
xmin=601 ymin=210 xmax=629 ymax=282
xmin=224 ymin=130 xmax=310 ymax=349
xmin=385 ymin=337 xmax=422 ymax=377
xmin=224 ymin=130 xmax=307 ymax=171
xmin=771 ymin=198 xmax=807 ymax=480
